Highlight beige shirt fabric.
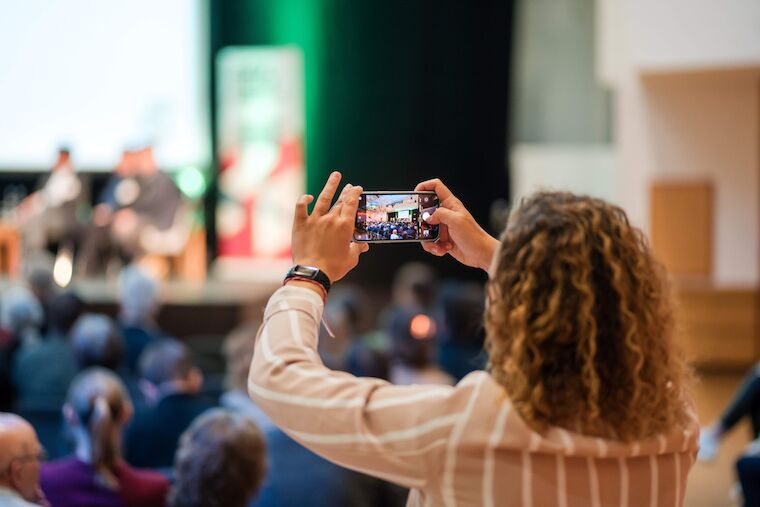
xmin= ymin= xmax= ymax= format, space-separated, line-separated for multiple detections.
xmin=249 ymin=285 xmax=700 ymax=507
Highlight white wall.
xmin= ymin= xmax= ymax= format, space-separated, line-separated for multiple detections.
xmin=623 ymin=0 xmax=760 ymax=72
xmin=598 ymin=0 xmax=760 ymax=287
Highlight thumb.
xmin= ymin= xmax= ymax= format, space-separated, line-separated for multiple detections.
xmin=424 ymin=207 xmax=457 ymax=225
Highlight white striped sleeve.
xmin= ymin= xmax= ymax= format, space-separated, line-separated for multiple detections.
xmin=248 ymin=285 xmax=464 ymax=489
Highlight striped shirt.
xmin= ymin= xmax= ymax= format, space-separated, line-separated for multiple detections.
xmin=249 ymin=286 xmax=699 ymax=507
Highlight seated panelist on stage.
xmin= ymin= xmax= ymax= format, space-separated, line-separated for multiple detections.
xmin=17 ymin=147 xmax=88 ymax=257
xmin=248 ymin=173 xmax=699 ymax=506
xmin=81 ymin=145 xmax=183 ymax=272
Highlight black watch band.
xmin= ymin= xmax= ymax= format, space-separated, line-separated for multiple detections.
xmin=285 ymin=265 xmax=332 ymax=294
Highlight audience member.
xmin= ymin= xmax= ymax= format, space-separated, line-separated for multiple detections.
xmin=12 ymin=292 xmax=83 ymax=413
xmin=124 ymin=339 xmax=212 ymax=469
xmin=0 ymin=287 xmax=45 ymax=412
xmin=247 ymin=174 xmax=698 ymax=505
xmin=1 ymin=286 xmax=44 ymax=347
xmin=23 ymin=254 xmax=57 ymax=334
xmin=699 ymin=364 xmax=760 ymax=503
xmin=386 ymin=307 xmax=454 ymax=386
xmin=41 ymin=368 xmax=169 ymax=507
xmin=70 ymin=314 xmax=125 ymax=371
xmin=317 ymin=286 xmax=368 ymax=371
xmin=222 ymin=324 xmax=374 ymax=507
xmin=117 ymin=264 xmax=167 ymax=373
xmin=0 ymin=413 xmax=47 ymax=506
xmin=435 ymin=281 xmax=486 ymax=381
xmin=384 ymin=261 xmax=437 ymax=322
xmin=169 ymin=409 xmax=266 ymax=507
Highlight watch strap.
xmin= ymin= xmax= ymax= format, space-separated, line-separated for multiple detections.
xmin=285 ymin=265 xmax=331 ymax=294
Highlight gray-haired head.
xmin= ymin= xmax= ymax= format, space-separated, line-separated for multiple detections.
xmin=0 ymin=286 xmax=43 ymax=343
xmin=70 ymin=314 xmax=125 ymax=371
xmin=118 ymin=264 xmax=159 ymax=325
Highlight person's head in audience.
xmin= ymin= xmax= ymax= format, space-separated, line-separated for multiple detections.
xmin=391 ymin=262 xmax=437 ymax=310
xmin=0 ymin=413 xmax=46 ymax=504
xmin=486 ymin=192 xmax=692 ymax=440
xmin=47 ymin=292 xmax=84 ymax=337
xmin=118 ymin=264 xmax=159 ymax=327
xmin=223 ymin=322 xmax=259 ymax=393
xmin=62 ymin=368 xmax=132 ymax=489
xmin=321 ymin=286 xmax=366 ymax=343
xmin=138 ymin=339 xmax=203 ymax=403
xmin=169 ymin=409 xmax=266 ymax=507
xmin=438 ymin=281 xmax=485 ymax=347
xmin=388 ymin=307 xmax=438 ymax=371
xmin=70 ymin=314 xmax=125 ymax=371
xmin=24 ymin=255 xmax=55 ymax=311
xmin=1 ymin=286 xmax=43 ymax=345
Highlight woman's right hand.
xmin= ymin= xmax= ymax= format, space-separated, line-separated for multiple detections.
xmin=415 ymin=178 xmax=499 ymax=272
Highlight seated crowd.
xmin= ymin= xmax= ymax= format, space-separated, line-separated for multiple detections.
xmin=365 ymin=221 xmax=418 ymax=241
xmin=0 ymin=258 xmax=480 ymax=507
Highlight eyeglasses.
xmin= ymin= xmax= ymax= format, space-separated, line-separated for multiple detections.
xmin=0 ymin=449 xmax=47 ymax=478
xmin=12 ymin=450 xmax=48 ymax=464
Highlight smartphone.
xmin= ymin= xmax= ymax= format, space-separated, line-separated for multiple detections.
xmin=354 ymin=191 xmax=440 ymax=243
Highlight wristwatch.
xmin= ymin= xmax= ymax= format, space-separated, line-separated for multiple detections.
xmin=284 ymin=265 xmax=332 ymax=294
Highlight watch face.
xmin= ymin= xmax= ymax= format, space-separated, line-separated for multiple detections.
xmin=294 ymin=265 xmax=318 ymax=277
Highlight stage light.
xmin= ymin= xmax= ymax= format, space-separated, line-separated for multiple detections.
xmin=176 ymin=166 xmax=208 ymax=200
xmin=409 ymin=314 xmax=436 ymax=340
xmin=53 ymin=249 xmax=73 ymax=288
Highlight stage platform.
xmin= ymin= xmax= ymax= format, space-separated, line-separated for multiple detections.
xmin=0 ymin=262 xmax=288 ymax=339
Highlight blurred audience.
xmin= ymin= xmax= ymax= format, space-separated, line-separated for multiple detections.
xmin=70 ymin=314 xmax=125 ymax=371
xmin=0 ymin=413 xmax=47 ymax=506
xmin=41 ymin=368 xmax=168 ymax=507
xmin=117 ymin=264 xmax=167 ymax=374
xmin=23 ymin=254 xmax=56 ymax=335
xmin=435 ymin=281 xmax=486 ymax=381
xmin=389 ymin=262 xmax=437 ymax=312
xmin=124 ymin=339 xmax=212 ymax=469
xmin=386 ymin=307 xmax=454 ymax=386
xmin=169 ymin=409 xmax=266 ymax=507
xmin=700 ymin=363 xmax=760 ymax=503
xmin=0 ymin=287 xmax=45 ymax=412
xmin=12 ymin=292 xmax=83 ymax=413
xmin=222 ymin=323 xmax=374 ymax=507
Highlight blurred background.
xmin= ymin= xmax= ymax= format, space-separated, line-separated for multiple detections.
xmin=0 ymin=0 xmax=759 ymax=505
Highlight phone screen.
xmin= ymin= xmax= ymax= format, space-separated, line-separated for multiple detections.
xmin=354 ymin=192 xmax=440 ymax=242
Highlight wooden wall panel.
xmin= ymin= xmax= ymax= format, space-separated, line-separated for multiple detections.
xmin=675 ymin=286 xmax=758 ymax=370
xmin=650 ymin=182 xmax=713 ymax=277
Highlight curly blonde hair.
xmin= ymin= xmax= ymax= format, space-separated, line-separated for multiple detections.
xmin=485 ymin=192 xmax=692 ymax=441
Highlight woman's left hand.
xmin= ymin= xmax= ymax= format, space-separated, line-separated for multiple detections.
xmin=291 ymin=171 xmax=369 ymax=282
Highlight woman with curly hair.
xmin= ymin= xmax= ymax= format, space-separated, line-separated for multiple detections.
xmin=248 ymin=172 xmax=698 ymax=506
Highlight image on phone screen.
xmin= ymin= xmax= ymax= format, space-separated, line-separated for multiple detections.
xmin=354 ymin=192 xmax=439 ymax=242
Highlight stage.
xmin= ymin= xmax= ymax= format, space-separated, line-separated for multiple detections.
xmin=0 ymin=261 xmax=289 ymax=339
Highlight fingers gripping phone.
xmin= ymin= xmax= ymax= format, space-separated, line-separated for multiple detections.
xmin=354 ymin=191 xmax=440 ymax=243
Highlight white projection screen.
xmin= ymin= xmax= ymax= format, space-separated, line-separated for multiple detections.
xmin=0 ymin=0 xmax=209 ymax=171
